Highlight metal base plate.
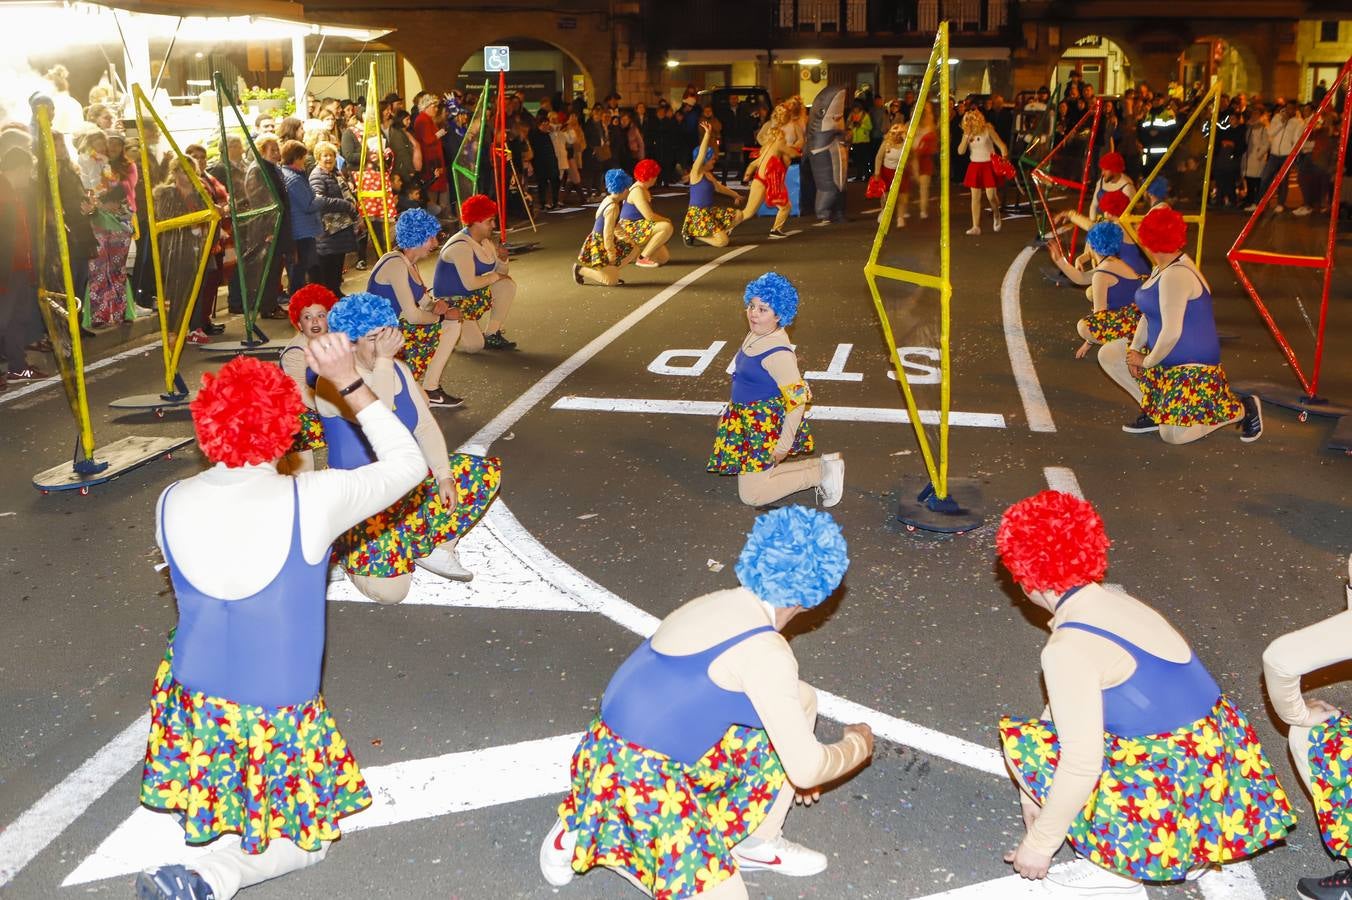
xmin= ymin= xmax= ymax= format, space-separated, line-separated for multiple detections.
xmin=1233 ymin=380 xmax=1352 ymax=419
xmin=894 ymin=475 xmax=984 ymax=535
xmin=109 ymin=392 xmax=196 ymax=415
xmin=196 ymin=340 xmax=278 ymax=355
xmin=33 ymin=434 xmax=193 ymax=494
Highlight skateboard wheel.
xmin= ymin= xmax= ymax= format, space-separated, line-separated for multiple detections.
xmin=154 ymin=408 xmax=165 ymax=418
xmin=164 ymin=452 xmax=173 ymax=460
xmin=41 ymin=490 xmax=49 ymax=495
xmin=1299 ymin=411 xmax=1309 ymax=423
xmin=79 ymin=486 xmax=90 ymax=496
xmin=956 ymin=531 xmax=966 ymax=535
xmin=905 ymin=524 xmax=916 ymax=533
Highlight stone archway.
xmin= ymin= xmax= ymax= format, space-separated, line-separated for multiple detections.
xmin=453 ymin=37 xmax=595 ymax=108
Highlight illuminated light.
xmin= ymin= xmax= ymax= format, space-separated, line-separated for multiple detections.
xmin=798 ymin=57 xmax=822 ymax=66
xmin=666 ymin=59 xmax=680 ymax=69
xmin=947 ymin=58 xmax=960 ymax=65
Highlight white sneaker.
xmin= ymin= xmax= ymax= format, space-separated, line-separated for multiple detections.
xmin=414 ymin=544 xmax=474 ymax=582
xmin=993 ymin=215 xmax=1003 ymax=232
xmin=1293 ymin=205 xmax=1313 ymax=216
xmin=1243 ymin=203 xmax=1258 ymax=212
xmin=816 ymin=452 xmax=844 ymax=508
xmin=732 ymin=834 xmax=827 ymax=877
xmin=1043 ymin=858 xmax=1146 ymax=897
xmin=1274 ymin=204 xmax=1286 ymax=213
xmin=966 ymin=225 xmax=981 ymax=235
xmin=539 ymin=819 xmax=577 ymax=887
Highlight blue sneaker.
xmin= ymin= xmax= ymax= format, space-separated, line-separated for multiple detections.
xmin=135 ymin=865 xmax=215 ymax=900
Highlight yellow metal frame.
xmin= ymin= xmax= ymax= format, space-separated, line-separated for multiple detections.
xmin=1118 ymin=79 xmax=1221 ymax=268
xmin=33 ymin=103 xmax=96 ymax=457
xmin=357 ymin=61 xmax=392 ymax=256
xmin=133 ymin=84 xmax=221 ymax=395
xmin=862 ymin=22 xmax=953 ymax=498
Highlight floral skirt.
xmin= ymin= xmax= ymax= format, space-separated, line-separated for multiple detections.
xmin=446 ymin=286 xmax=494 ymax=322
xmin=707 ymin=397 xmax=813 ymax=475
xmin=577 ymin=231 xmax=635 ymax=268
xmin=1137 ymin=363 xmax=1244 ymax=427
xmin=398 ymin=319 xmax=440 ymax=383
xmin=289 ymin=409 xmax=326 ymax=453
xmin=683 ymin=206 xmax=738 ymax=240
xmin=139 ymin=639 xmax=370 ymax=854
xmin=999 ymin=696 xmax=1295 ymax=882
xmin=617 ymin=217 xmax=657 ymax=249
xmin=558 ymin=717 xmax=787 ymax=899
xmin=1306 ymin=713 xmax=1352 ymax=857
xmin=1083 ymin=304 xmax=1141 ymax=344
xmin=335 ymin=453 xmax=501 ymax=578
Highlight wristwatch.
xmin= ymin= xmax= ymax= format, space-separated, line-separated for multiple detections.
xmin=338 ymin=378 xmax=365 ymax=396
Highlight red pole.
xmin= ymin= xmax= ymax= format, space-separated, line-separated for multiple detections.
xmin=1310 ymin=58 xmax=1352 ymax=398
xmin=494 ymin=69 xmax=508 ymax=242
xmin=1070 ymin=98 xmax=1102 ymax=258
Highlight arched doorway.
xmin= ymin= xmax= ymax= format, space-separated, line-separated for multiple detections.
xmin=456 ymin=38 xmax=592 ymax=110
xmin=1178 ymin=37 xmax=1255 ymax=97
xmin=1057 ymin=35 xmax=1133 ymax=96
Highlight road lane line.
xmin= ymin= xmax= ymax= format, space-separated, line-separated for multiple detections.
xmin=1041 ymin=466 xmax=1083 ymax=498
xmin=551 ymin=396 xmax=1007 ymax=428
xmin=0 ymin=340 xmax=160 ymax=408
xmin=0 ymin=713 xmax=150 ymax=887
xmin=1000 ymin=246 xmax=1056 ymax=433
xmin=459 ymin=245 xmax=756 ymax=455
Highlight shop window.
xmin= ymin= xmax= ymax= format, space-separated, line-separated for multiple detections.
xmin=1320 ymin=21 xmax=1340 ymax=44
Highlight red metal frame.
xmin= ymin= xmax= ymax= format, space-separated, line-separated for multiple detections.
xmin=490 ymin=69 xmax=509 ymax=242
xmin=1226 ymin=55 xmax=1352 ymax=401
xmin=1029 ymin=98 xmax=1102 ymax=258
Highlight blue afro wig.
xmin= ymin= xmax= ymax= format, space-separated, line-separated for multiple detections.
xmin=604 ymin=168 xmax=633 ymax=195
xmin=736 ymin=506 xmax=849 ymax=608
xmin=328 ymin=292 xmax=399 ymax=341
xmin=743 ymin=272 xmax=800 ymax=327
xmin=1146 ymin=176 xmax=1170 ymax=200
xmin=1086 ymin=220 xmax=1124 ymax=258
xmin=394 ymin=208 xmax=441 ymax=250
xmin=692 ymin=145 xmax=715 ymax=163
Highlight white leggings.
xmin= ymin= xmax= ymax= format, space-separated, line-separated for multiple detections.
xmin=1097 ymin=340 xmax=1243 ymax=445
xmin=193 ymin=835 xmax=328 ymax=900
xmin=456 ymin=276 xmax=516 ymax=354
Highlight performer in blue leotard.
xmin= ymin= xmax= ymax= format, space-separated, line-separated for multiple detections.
xmin=618 ymin=158 xmax=674 ymax=266
xmin=1046 ymin=220 xmax=1144 ymax=357
xmin=136 ymin=342 xmax=426 ymax=900
xmin=1097 ymin=206 xmax=1261 ymax=444
xmin=539 ymin=506 xmax=872 ymax=899
xmin=431 ymin=194 xmax=517 ymax=354
xmin=708 ymin=273 xmax=844 ymax=507
xmin=682 ymin=121 xmax=742 ymax=247
xmin=996 ymin=490 xmax=1295 ymax=895
xmin=573 ymin=168 xmax=637 ymax=287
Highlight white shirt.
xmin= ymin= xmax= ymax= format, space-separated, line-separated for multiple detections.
xmin=967 ymin=131 xmax=993 ymax=162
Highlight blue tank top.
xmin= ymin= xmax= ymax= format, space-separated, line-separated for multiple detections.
xmin=318 ymin=366 xmax=419 ymax=470
xmin=689 ymin=176 xmax=714 ymax=208
xmin=620 ymin=200 xmax=643 ymax=221
xmin=592 ymin=199 xmax=615 ymax=234
xmin=432 ymin=232 xmax=495 ymax=297
xmin=731 ymin=345 xmax=793 ymax=405
xmin=164 ymin=481 xmax=327 ymax=709
xmin=1057 ymin=620 xmax=1220 ymax=737
xmin=601 ymin=625 xmax=777 ymax=765
xmin=1119 ymin=241 xmax=1151 ymax=276
xmin=1093 ymin=262 xmax=1141 ymax=311
xmin=1134 ymin=257 xmax=1220 ymax=367
xmin=366 ymin=253 xmax=424 ymax=319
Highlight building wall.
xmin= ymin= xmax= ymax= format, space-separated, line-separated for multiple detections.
xmin=1296 ymin=19 xmax=1352 ymax=102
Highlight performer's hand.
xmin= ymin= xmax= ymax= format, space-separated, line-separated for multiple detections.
xmin=1300 ymin=698 xmax=1340 ymax=726
xmin=443 ymin=307 xmax=463 ymax=322
xmin=794 ymin=788 xmax=821 ymax=806
xmin=1126 ymin=348 xmax=1146 ymax=379
xmin=436 ymin=476 xmax=459 ymax=510
xmin=843 ymin=723 xmax=874 ymax=758
xmin=305 ymin=332 xmax=360 ymax=385
xmin=496 ymin=244 xmax=510 ymax=262
xmin=770 ymin=447 xmax=790 ymax=464
xmin=432 ymin=300 xmax=449 ymax=316
xmin=1005 ymin=842 xmax=1052 ymax=880
xmin=1075 ymin=340 xmax=1091 ymax=359
xmin=1047 ymin=240 xmax=1063 ymax=261
xmin=371 ymin=326 xmax=403 ymax=359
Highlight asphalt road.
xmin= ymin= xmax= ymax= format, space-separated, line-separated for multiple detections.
xmin=1 ymin=184 xmax=1350 ymax=900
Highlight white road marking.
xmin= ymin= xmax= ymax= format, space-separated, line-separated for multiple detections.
xmin=61 ymin=732 xmax=581 ymax=887
xmin=1041 ymin=466 xmax=1083 ymax=498
xmin=546 ymin=206 xmax=586 ymax=214
xmin=0 ymin=340 xmax=160 ymax=407
xmin=0 ymin=713 xmax=150 ymax=886
xmin=550 ymin=395 xmax=1007 ymax=429
xmin=1198 ymin=862 xmax=1265 ymax=899
xmin=804 ymin=342 xmax=865 ymax=382
xmin=652 ymin=191 xmax=686 ymax=198
xmin=1000 ymin=246 xmax=1057 ymax=433
xmin=459 ymin=245 xmax=757 ymax=455
xmin=912 ymin=873 xmax=1046 ymax=897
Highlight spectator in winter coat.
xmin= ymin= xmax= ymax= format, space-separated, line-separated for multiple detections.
xmin=411 ymin=95 xmax=448 ymax=218
xmin=308 ymin=141 xmax=359 ymax=295
xmin=280 ymin=139 xmax=350 ymax=294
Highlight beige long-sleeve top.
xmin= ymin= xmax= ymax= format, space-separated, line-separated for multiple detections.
xmin=742 ymin=330 xmax=808 ymax=457
xmin=1264 ymin=596 xmax=1352 ymax=727
xmin=1024 ymin=583 xmax=1196 ymax=857
xmin=1128 ymin=254 xmax=1207 ymax=368
xmin=314 ymin=356 xmax=452 ymax=481
xmin=279 ymin=333 xmax=316 ymax=411
xmin=649 ymin=586 xmax=870 ymax=788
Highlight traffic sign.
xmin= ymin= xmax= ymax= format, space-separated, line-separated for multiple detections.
xmin=484 ymin=45 xmax=510 ymax=72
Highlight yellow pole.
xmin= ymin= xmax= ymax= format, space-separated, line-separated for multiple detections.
xmin=937 ymin=22 xmax=951 ymax=498
xmin=35 ymin=104 xmax=96 ymax=458
xmin=1193 ymin=77 xmax=1221 ymax=268
xmin=357 ymin=61 xmax=392 ymax=255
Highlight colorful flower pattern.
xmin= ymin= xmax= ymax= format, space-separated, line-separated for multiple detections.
xmin=1083 ymin=304 xmax=1141 ymax=344
xmin=708 ymin=397 xmax=813 ymax=475
xmin=682 ymin=206 xmax=737 ymax=241
xmin=558 ymin=717 xmax=787 ymax=899
xmin=444 ymin=286 xmax=494 ymax=322
xmin=999 ymin=697 xmax=1295 ymax=882
xmin=289 ymin=409 xmax=326 ymax=453
xmin=617 ymin=217 xmax=657 ymax=250
xmin=1307 ymin=713 xmax=1352 ymax=857
xmin=1136 ymin=363 xmax=1244 ymax=427
xmin=139 ymin=640 xmax=370 ymax=854
xmin=335 ymin=453 xmax=501 ymax=578
xmin=577 ymin=231 xmax=635 ymax=269
xmin=397 ymin=319 xmax=440 ymax=383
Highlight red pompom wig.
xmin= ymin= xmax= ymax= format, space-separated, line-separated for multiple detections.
xmin=634 ymin=158 xmax=661 ymax=183
xmin=191 ymin=356 xmax=305 ymax=468
xmin=1136 ymin=205 xmax=1187 ymax=254
xmin=460 ymin=193 xmax=497 ymax=225
xmin=996 ymin=490 xmax=1111 ymax=593
xmin=1098 ymin=190 xmax=1128 ymax=218
xmin=1099 ymin=151 xmax=1125 ymax=174
xmin=287 ymin=283 xmax=339 ymax=328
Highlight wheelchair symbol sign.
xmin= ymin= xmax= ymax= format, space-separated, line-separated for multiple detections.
xmin=484 ymin=46 xmax=511 ymax=72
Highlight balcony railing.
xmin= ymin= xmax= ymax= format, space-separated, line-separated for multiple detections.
xmin=776 ymin=0 xmax=1010 ymax=34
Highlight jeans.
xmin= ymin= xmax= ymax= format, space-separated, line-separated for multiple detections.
xmin=1258 ymin=152 xmax=1298 ymax=207
xmin=287 ymin=237 xmax=317 ymax=293
xmin=0 ymin=269 xmax=35 ymax=371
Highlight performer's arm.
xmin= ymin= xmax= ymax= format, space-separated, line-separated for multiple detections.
xmin=1054 ymin=210 xmax=1094 ymax=232
xmin=1263 ymin=608 xmax=1352 ymax=726
xmin=377 ymin=258 xmax=438 ymax=324
xmin=630 ymin=185 xmax=666 ymax=222
xmin=762 ymin=349 xmax=809 ymax=460
xmin=1128 ymin=311 xmax=1150 ymax=354
xmin=443 ymin=240 xmax=499 ymax=291
xmin=711 ymin=176 xmax=740 ymax=201
xmin=1140 ymin=267 xmax=1198 ymax=368
xmin=691 ymin=123 xmax=712 ymax=181
xmin=989 ymin=126 xmax=1008 ymax=157
xmin=279 ymin=347 xmax=316 ymax=410
xmin=1046 ymin=240 xmax=1092 ymax=285
xmin=403 ymin=364 xmax=454 ymax=482
xmin=958 ymin=132 xmax=971 ymax=155
xmin=1020 ymin=635 xmax=1110 ymax=857
xmin=602 ymin=203 xmax=620 ymax=261
xmin=873 ymin=142 xmax=886 ymax=176
xmin=1088 ymin=270 xmax=1116 ymax=312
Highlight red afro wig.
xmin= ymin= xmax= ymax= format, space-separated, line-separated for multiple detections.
xmin=996 ymin=490 xmax=1111 ymax=593
xmin=1098 ymin=190 xmax=1129 ymax=218
xmin=1136 ymin=205 xmax=1187 ymax=254
xmin=191 ymin=356 xmax=304 ymax=468
xmin=287 ymin=283 xmax=339 ymax=329
xmin=460 ymin=193 xmax=497 ymax=225
xmin=634 ymin=158 xmax=661 ymax=183
xmin=1099 ymin=151 xmax=1125 ymax=174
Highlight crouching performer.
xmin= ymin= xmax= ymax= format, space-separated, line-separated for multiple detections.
xmin=539 ymin=506 xmax=873 ymax=899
